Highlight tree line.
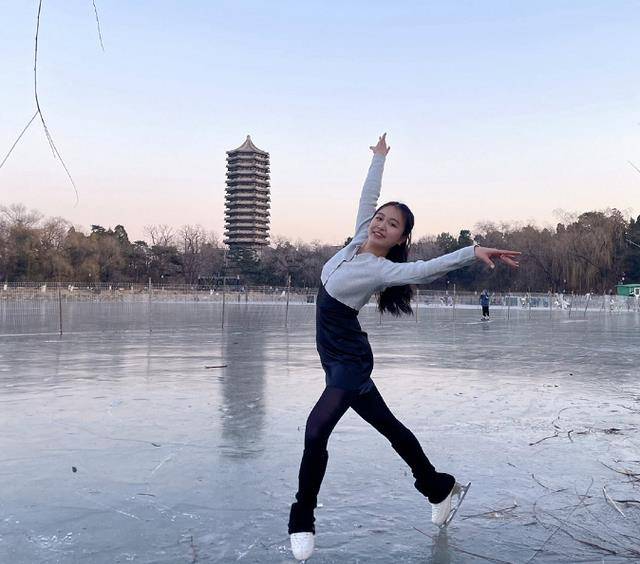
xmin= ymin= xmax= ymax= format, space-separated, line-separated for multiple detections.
xmin=1 ymin=203 xmax=639 ymax=293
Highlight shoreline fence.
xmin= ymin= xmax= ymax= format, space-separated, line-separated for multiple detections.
xmin=1 ymin=282 xmax=638 ymax=335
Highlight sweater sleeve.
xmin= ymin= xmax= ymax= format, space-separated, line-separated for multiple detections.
xmin=379 ymin=246 xmax=477 ymax=287
xmin=353 ymin=154 xmax=386 ymax=243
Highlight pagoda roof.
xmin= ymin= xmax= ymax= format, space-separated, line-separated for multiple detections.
xmin=227 ymin=135 xmax=268 ymax=155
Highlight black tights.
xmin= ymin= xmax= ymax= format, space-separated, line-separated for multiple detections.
xmin=288 ymin=384 xmax=454 ymax=534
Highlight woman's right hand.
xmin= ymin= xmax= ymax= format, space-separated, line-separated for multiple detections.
xmin=370 ymin=133 xmax=390 ymax=156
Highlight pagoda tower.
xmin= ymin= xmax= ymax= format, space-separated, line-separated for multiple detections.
xmin=224 ymin=136 xmax=271 ymax=260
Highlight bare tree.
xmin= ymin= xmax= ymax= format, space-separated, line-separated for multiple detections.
xmin=178 ymin=224 xmax=207 ymax=284
xmin=144 ymin=224 xmax=175 ymax=247
xmin=0 ymin=203 xmax=43 ymax=228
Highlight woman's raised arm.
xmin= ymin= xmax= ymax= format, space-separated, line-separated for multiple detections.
xmin=353 ymin=134 xmax=390 ymax=242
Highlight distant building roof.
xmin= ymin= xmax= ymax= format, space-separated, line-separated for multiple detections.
xmin=227 ymin=135 xmax=268 ymax=155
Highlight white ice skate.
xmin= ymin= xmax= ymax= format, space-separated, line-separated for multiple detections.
xmin=431 ymin=481 xmax=471 ymax=528
xmin=290 ymin=532 xmax=314 ymax=562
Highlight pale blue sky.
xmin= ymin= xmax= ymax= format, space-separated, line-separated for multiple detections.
xmin=1 ymin=1 xmax=639 ymax=243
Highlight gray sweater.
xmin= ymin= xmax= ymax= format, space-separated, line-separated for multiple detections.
xmin=320 ymin=153 xmax=477 ymax=311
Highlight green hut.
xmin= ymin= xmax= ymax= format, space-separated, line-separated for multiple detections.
xmin=615 ymin=283 xmax=640 ymax=297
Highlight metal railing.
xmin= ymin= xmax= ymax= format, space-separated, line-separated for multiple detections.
xmin=1 ymin=282 xmax=638 ymax=336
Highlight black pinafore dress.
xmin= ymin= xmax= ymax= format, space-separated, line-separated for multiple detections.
xmin=315 ymin=285 xmax=374 ymax=395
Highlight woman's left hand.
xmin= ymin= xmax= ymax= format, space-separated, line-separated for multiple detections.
xmin=474 ymin=246 xmax=520 ymax=269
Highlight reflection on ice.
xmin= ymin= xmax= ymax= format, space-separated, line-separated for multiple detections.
xmin=219 ymin=330 xmax=267 ymax=458
xmin=431 ymin=529 xmax=451 ymax=564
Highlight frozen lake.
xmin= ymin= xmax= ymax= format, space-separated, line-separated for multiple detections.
xmin=1 ymin=304 xmax=639 ymax=563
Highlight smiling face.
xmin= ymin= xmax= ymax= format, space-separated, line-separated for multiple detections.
xmin=366 ymin=205 xmax=408 ymax=253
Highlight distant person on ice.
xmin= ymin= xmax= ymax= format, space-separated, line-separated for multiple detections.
xmin=480 ymin=289 xmax=491 ymax=319
xmin=288 ymin=134 xmax=520 ymax=562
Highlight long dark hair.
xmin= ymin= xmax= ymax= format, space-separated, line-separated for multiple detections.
xmin=376 ymin=202 xmax=415 ymax=316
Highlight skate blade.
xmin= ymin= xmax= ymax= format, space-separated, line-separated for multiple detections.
xmin=440 ymin=481 xmax=471 ymax=528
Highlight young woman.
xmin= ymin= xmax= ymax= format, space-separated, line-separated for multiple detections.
xmin=288 ymin=134 xmax=520 ymax=561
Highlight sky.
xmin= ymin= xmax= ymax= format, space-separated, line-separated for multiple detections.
xmin=1 ymin=1 xmax=639 ymax=245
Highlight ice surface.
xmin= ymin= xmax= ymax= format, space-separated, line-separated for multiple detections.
xmin=1 ymin=305 xmax=639 ymax=563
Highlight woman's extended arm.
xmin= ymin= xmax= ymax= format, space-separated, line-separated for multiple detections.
xmin=379 ymin=246 xmax=520 ymax=288
xmin=353 ymin=134 xmax=390 ymax=243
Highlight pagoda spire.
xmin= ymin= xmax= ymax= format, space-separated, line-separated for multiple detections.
xmin=228 ymin=135 xmax=268 ymax=155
